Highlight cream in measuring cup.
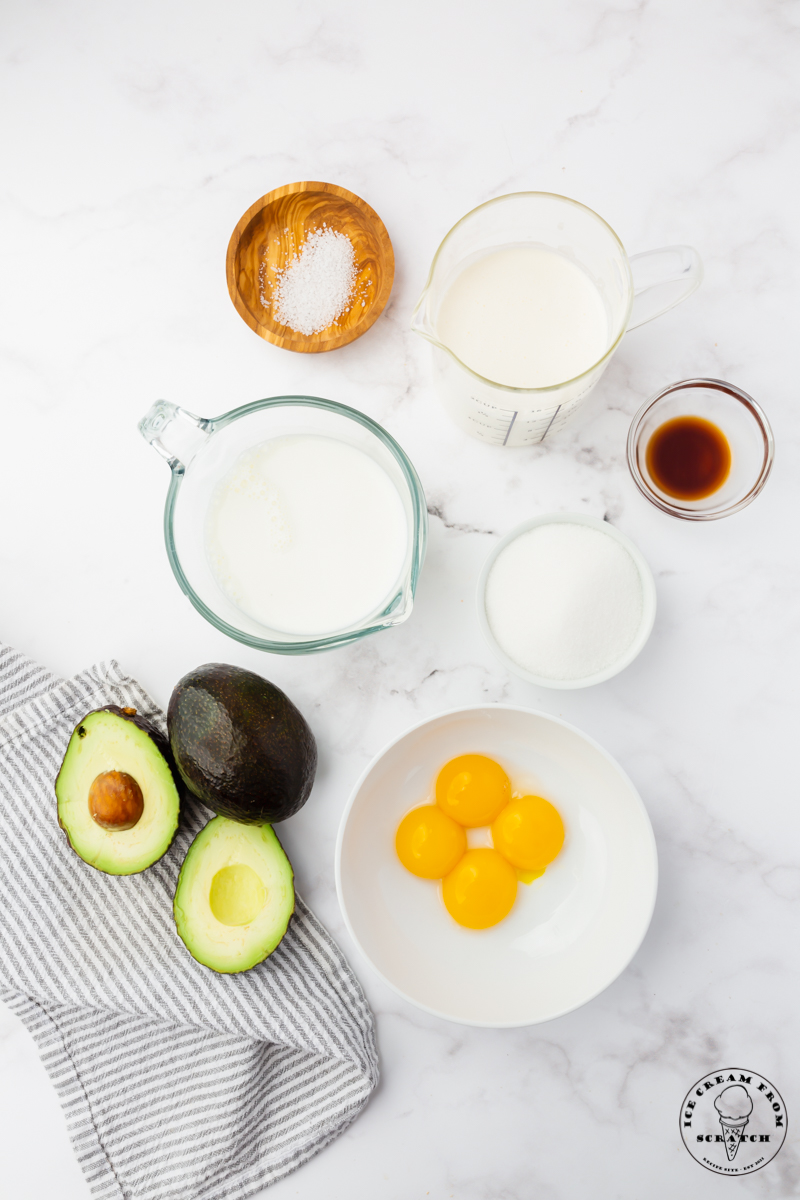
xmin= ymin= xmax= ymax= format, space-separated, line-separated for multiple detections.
xmin=205 ymin=434 xmax=409 ymax=637
xmin=412 ymin=192 xmax=702 ymax=447
xmin=139 ymin=396 xmax=426 ymax=654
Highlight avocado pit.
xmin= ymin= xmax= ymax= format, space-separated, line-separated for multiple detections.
xmin=89 ymin=771 xmax=144 ymax=831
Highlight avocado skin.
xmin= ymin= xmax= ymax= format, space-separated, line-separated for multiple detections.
xmin=167 ymin=664 xmax=317 ymax=824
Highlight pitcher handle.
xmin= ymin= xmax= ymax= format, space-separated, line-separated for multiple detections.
xmin=627 ymin=245 xmax=703 ymax=331
xmin=138 ymin=401 xmax=210 ymax=474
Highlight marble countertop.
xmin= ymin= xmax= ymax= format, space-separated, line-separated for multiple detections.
xmin=1 ymin=1 xmax=798 ymax=1197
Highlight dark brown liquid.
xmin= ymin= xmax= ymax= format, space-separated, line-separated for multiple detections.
xmin=645 ymin=416 xmax=731 ymax=500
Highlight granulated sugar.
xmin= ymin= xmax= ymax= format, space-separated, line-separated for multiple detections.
xmin=261 ymin=227 xmax=363 ymax=335
xmin=484 ymin=522 xmax=644 ymax=680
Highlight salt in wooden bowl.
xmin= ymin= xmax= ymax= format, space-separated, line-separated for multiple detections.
xmin=226 ymin=181 xmax=395 ymax=353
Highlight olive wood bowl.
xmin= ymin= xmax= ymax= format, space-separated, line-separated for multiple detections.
xmin=226 ymin=181 xmax=395 ymax=353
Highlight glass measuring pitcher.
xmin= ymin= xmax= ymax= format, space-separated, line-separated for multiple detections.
xmin=412 ymin=192 xmax=702 ymax=448
xmin=138 ymin=396 xmax=427 ymax=654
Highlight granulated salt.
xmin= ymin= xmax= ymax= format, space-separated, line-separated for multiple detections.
xmin=261 ymin=227 xmax=363 ymax=335
xmin=484 ymin=522 xmax=644 ymax=680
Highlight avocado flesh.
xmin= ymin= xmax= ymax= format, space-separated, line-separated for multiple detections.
xmin=56 ymin=708 xmax=181 ymax=875
xmin=173 ymin=816 xmax=294 ymax=973
xmin=168 ymin=664 xmax=317 ymax=824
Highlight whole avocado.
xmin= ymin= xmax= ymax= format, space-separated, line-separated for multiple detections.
xmin=167 ymin=664 xmax=317 ymax=823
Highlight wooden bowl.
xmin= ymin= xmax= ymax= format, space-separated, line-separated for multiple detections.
xmin=226 ymin=181 xmax=395 ymax=353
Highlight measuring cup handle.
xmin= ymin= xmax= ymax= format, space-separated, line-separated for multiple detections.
xmin=138 ymin=401 xmax=210 ymax=474
xmin=627 ymin=245 xmax=703 ymax=331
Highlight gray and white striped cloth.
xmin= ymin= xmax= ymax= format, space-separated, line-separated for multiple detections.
xmin=0 ymin=645 xmax=378 ymax=1200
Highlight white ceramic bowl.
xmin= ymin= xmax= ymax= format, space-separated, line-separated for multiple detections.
xmin=477 ymin=512 xmax=657 ymax=689
xmin=335 ymin=705 xmax=658 ymax=1027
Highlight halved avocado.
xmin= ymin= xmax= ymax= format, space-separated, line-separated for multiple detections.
xmin=173 ymin=816 xmax=294 ymax=973
xmin=55 ymin=706 xmax=181 ymax=875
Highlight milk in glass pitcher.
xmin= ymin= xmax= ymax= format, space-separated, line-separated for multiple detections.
xmin=411 ymin=192 xmax=702 ymax=447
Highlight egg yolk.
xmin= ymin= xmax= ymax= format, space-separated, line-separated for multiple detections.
xmin=395 ymin=805 xmax=467 ymax=879
xmin=435 ymin=755 xmax=511 ymax=828
xmin=491 ymin=795 xmax=565 ymax=872
xmin=442 ymin=848 xmax=518 ymax=929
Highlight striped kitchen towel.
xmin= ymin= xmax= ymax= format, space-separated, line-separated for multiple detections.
xmin=0 ymin=644 xmax=378 ymax=1200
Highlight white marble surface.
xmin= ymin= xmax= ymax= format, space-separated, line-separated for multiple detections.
xmin=1 ymin=0 xmax=799 ymax=1196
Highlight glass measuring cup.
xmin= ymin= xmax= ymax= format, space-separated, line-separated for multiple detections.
xmin=412 ymin=192 xmax=702 ymax=448
xmin=138 ymin=396 xmax=428 ymax=653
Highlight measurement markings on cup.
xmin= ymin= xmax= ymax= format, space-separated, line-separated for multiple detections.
xmin=501 ymin=411 xmax=518 ymax=446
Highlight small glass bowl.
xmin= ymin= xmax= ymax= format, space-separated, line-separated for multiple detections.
xmin=627 ymin=378 xmax=774 ymax=520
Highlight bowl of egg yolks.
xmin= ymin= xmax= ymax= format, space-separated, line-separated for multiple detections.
xmin=335 ymin=706 xmax=658 ymax=1027
xmin=395 ymin=758 xmax=566 ymax=929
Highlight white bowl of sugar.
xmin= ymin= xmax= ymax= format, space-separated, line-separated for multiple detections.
xmin=477 ymin=513 xmax=656 ymax=689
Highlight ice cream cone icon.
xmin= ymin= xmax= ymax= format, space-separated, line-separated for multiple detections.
xmin=715 ymin=1085 xmax=754 ymax=1162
